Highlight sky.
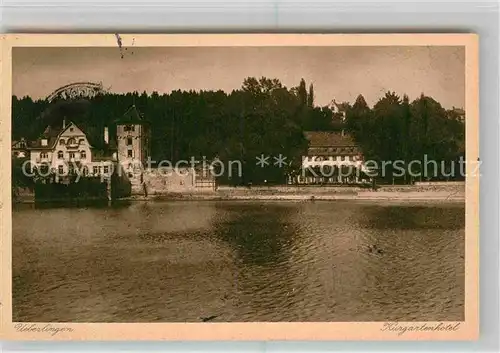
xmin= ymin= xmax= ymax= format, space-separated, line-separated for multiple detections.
xmin=12 ymin=46 xmax=465 ymax=109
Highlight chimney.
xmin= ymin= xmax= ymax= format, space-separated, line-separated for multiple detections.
xmin=62 ymin=118 xmax=66 ymax=129
xmin=104 ymin=126 xmax=109 ymax=144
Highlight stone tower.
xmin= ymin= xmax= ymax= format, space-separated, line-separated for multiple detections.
xmin=115 ymin=105 xmax=151 ymax=173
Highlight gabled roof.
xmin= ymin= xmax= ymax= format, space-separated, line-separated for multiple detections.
xmin=304 ymin=131 xmax=357 ymax=148
xmin=12 ymin=138 xmax=27 ymax=149
xmin=115 ymin=105 xmax=148 ymax=125
xmin=29 ymin=124 xmax=66 ymax=149
xmin=28 ymin=121 xmax=112 ymax=152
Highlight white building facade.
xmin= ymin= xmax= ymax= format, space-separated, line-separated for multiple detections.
xmin=299 ymin=131 xmax=370 ymax=184
xmin=28 ymin=120 xmax=116 ymax=179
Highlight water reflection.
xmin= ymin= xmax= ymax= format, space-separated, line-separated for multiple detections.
xmin=12 ymin=200 xmax=465 ymax=322
xmin=212 ymin=202 xmax=299 ymax=266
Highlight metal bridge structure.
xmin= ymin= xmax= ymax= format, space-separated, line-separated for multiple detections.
xmin=45 ymin=82 xmax=107 ymax=103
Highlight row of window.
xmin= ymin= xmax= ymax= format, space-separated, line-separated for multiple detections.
xmin=59 ymin=138 xmax=85 ymax=146
xmin=41 ymin=150 xmax=136 ymax=160
xmin=305 ymin=155 xmax=358 ymax=162
xmin=40 ymin=151 xmax=87 ymax=159
xmin=316 ymin=147 xmax=357 ymax=154
xmin=56 ymin=165 xmax=110 ymax=175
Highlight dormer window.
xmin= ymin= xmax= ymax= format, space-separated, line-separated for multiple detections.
xmin=41 ymin=139 xmax=48 ymax=146
xmin=59 ymin=139 xmax=65 ymax=145
xmin=124 ymin=125 xmax=135 ymax=132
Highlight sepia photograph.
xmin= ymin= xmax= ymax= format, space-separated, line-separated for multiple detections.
xmin=0 ymin=34 xmax=479 ymax=340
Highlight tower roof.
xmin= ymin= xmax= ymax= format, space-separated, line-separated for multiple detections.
xmin=115 ymin=105 xmax=149 ymax=125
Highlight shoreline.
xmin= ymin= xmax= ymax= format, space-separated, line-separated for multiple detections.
xmin=12 ymin=185 xmax=466 ymax=204
xmin=124 ymin=191 xmax=465 ymax=203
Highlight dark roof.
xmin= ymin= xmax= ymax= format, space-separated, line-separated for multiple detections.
xmin=12 ymin=138 xmax=28 ymax=149
xmin=28 ymin=121 xmax=114 ymax=156
xmin=115 ymin=105 xmax=148 ymax=125
xmin=29 ymin=124 xmax=65 ymax=149
xmin=304 ymin=131 xmax=358 ymax=148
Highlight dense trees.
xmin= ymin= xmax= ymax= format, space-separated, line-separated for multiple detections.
xmin=345 ymin=92 xmax=465 ymax=183
xmin=12 ymin=77 xmax=465 ymax=186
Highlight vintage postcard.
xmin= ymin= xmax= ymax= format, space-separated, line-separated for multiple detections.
xmin=0 ymin=33 xmax=479 ymax=340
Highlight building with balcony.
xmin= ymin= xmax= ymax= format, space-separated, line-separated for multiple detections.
xmin=298 ymin=131 xmax=369 ymax=184
xmin=28 ymin=118 xmax=117 ymax=179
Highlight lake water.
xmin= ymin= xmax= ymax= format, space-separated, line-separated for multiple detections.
xmin=12 ymin=200 xmax=465 ymax=322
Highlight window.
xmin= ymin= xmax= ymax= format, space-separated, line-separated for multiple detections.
xmin=80 ymin=151 xmax=86 ymax=159
xmin=69 ymin=127 xmax=74 ymax=132
xmin=103 ymin=166 xmax=109 ymax=174
xmin=41 ymin=139 xmax=48 ymax=146
xmin=93 ymin=166 xmax=98 ymax=174
xmin=69 ymin=152 xmax=75 ymax=159
xmin=127 ymin=137 xmax=133 ymax=146
xmin=67 ymin=138 xmax=76 ymax=145
xmin=79 ymin=139 xmax=85 ymax=145
xmin=124 ymin=125 xmax=135 ymax=132
xmin=40 ymin=152 xmax=48 ymax=159
xmin=59 ymin=139 xmax=65 ymax=145
xmin=57 ymin=151 xmax=64 ymax=159
xmin=127 ymin=150 xmax=133 ymax=158
xmin=341 ymin=156 xmax=345 ymax=161
xmin=58 ymin=165 xmax=64 ymax=175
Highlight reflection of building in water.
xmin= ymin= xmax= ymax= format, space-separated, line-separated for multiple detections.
xmin=298 ymin=131 xmax=369 ymax=184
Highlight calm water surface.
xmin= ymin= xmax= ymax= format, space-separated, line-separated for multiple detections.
xmin=12 ymin=200 xmax=464 ymax=322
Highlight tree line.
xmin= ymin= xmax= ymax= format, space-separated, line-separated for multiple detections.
xmin=345 ymin=92 xmax=465 ymax=183
xmin=12 ymin=77 xmax=465 ymax=185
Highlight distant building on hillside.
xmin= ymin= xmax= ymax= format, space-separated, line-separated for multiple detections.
xmin=298 ymin=131 xmax=368 ymax=184
xmin=328 ymin=99 xmax=348 ymax=120
xmin=12 ymin=138 xmax=28 ymax=159
xmin=451 ymin=107 xmax=465 ymax=123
